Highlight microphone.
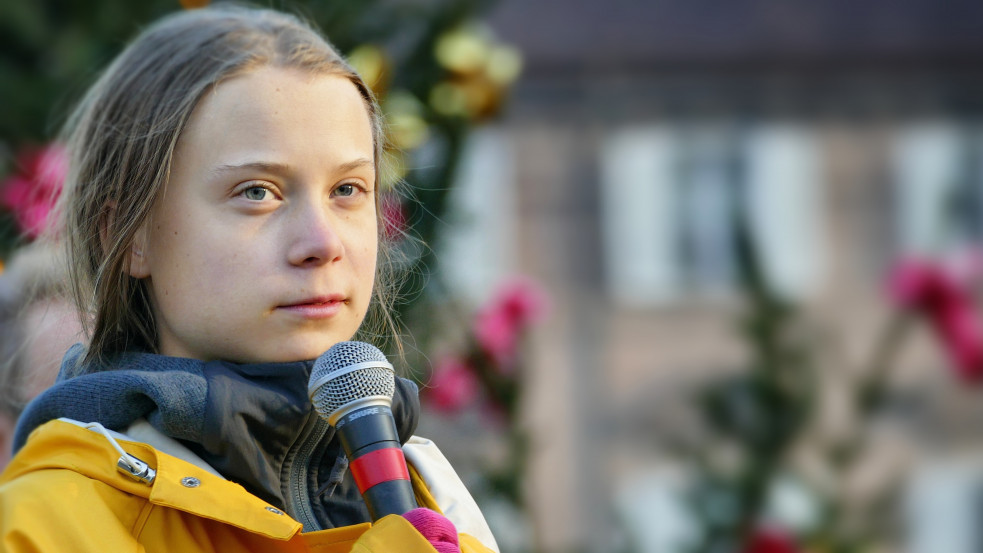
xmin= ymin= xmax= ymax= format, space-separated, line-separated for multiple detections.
xmin=308 ymin=341 xmax=418 ymax=521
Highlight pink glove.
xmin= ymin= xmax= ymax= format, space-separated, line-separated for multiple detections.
xmin=402 ymin=508 xmax=461 ymax=553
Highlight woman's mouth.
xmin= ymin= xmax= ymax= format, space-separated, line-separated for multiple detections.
xmin=278 ymin=296 xmax=346 ymax=319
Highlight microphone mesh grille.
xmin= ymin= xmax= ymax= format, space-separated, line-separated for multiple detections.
xmin=310 ymin=341 xmax=395 ymax=417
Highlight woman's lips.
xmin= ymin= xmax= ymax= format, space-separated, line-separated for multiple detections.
xmin=278 ymin=296 xmax=345 ymax=319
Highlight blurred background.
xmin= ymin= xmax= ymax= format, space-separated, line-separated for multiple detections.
xmin=5 ymin=1 xmax=983 ymax=552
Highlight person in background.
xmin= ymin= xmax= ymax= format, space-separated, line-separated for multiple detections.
xmin=0 ymin=6 xmax=498 ymax=553
xmin=0 ymin=243 xmax=85 ymax=471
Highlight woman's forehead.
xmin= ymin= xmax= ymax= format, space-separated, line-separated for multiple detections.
xmin=175 ymin=67 xmax=376 ymax=176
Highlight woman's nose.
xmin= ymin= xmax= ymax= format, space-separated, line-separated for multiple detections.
xmin=286 ymin=204 xmax=344 ymax=267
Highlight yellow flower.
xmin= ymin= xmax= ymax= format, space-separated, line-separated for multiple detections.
xmin=430 ymin=81 xmax=471 ymax=118
xmin=434 ymin=24 xmax=491 ymax=77
xmin=347 ymin=44 xmax=391 ymax=98
xmin=380 ymin=150 xmax=408 ymax=190
xmin=486 ymin=45 xmax=522 ymax=86
xmin=383 ymin=91 xmax=429 ymax=151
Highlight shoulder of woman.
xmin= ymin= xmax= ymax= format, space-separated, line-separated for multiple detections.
xmin=403 ymin=436 xmax=500 ymax=553
xmin=0 ymin=461 xmax=146 ymax=551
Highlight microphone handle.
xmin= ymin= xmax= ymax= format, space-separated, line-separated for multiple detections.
xmin=335 ymin=406 xmax=418 ymax=520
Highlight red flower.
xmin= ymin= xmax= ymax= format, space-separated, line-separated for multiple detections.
xmin=742 ymin=527 xmax=800 ymax=553
xmin=473 ymin=277 xmax=549 ymax=367
xmin=0 ymin=143 xmax=67 ymax=239
xmin=888 ymin=255 xmax=983 ymax=383
xmin=380 ymin=193 xmax=406 ymax=241
xmin=426 ymin=356 xmax=479 ymax=413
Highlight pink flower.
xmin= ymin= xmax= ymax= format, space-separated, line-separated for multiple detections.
xmin=473 ymin=277 xmax=549 ymax=367
xmin=473 ymin=307 xmax=516 ymax=366
xmin=0 ymin=143 xmax=67 ymax=238
xmin=742 ymin=527 xmax=800 ymax=553
xmin=888 ymin=256 xmax=983 ymax=383
xmin=380 ymin=192 xmax=406 ymax=242
xmin=426 ymin=356 xmax=479 ymax=413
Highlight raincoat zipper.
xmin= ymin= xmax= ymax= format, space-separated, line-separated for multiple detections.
xmin=282 ymin=413 xmax=331 ymax=531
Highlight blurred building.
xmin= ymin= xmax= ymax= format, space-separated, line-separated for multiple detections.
xmin=426 ymin=1 xmax=983 ymax=552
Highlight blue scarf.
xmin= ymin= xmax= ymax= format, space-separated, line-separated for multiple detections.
xmin=14 ymin=344 xmax=207 ymax=450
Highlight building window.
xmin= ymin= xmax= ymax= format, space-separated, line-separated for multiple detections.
xmin=438 ymin=127 xmax=517 ymax=303
xmin=893 ymin=121 xmax=983 ymax=256
xmin=675 ymin=126 xmax=746 ymax=296
xmin=600 ymin=122 xmax=824 ymax=307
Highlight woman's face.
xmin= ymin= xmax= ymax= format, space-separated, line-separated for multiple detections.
xmin=129 ymin=66 xmax=378 ymax=363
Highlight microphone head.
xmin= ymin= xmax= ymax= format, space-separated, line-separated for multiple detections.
xmin=308 ymin=341 xmax=396 ymax=425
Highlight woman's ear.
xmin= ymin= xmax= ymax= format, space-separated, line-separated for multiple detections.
xmin=128 ymin=223 xmax=151 ymax=279
xmin=100 ymin=201 xmax=150 ymax=279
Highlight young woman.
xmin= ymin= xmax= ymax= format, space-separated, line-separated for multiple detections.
xmin=0 ymin=6 xmax=498 ymax=553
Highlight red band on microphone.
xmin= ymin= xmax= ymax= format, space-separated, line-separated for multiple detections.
xmin=349 ymin=447 xmax=411 ymax=493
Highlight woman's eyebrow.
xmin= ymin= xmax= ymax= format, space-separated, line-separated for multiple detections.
xmin=335 ymin=157 xmax=375 ymax=173
xmin=211 ymin=158 xmax=374 ymax=175
xmin=212 ymin=161 xmax=290 ymax=175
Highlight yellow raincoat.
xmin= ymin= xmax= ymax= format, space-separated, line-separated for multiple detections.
xmin=0 ymin=419 xmax=496 ymax=552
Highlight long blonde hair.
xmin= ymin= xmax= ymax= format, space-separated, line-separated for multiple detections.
xmin=56 ymin=5 xmax=398 ymax=372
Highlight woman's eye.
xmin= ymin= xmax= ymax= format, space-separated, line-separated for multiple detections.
xmin=334 ymin=183 xmax=358 ymax=197
xmin=242 ymin=186 xmax=273 ymax=201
